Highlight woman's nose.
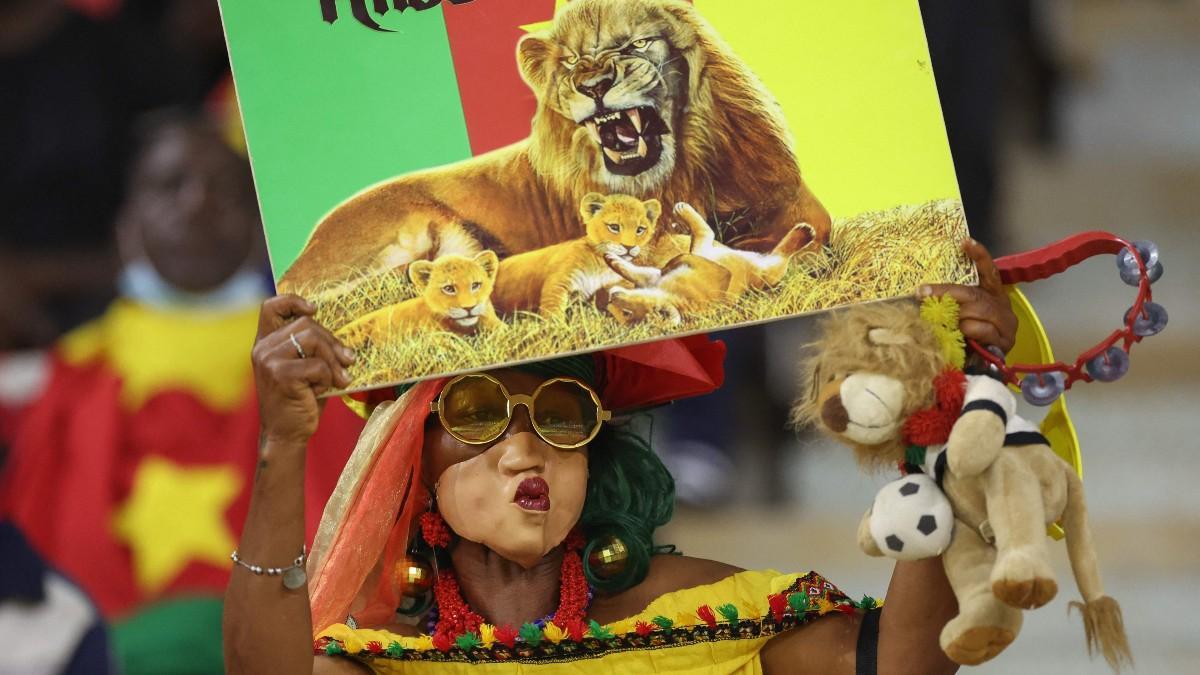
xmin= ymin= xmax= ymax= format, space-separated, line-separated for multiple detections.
xmin=496 ymin=404 xmax=550 ymax=473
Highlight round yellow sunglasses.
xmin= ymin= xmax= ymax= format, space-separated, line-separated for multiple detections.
xmin=430 ymin=373 xmax=612 ymax=449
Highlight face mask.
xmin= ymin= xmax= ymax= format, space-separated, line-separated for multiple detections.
xmin=119 ymin=259 xmax=270 ymax=310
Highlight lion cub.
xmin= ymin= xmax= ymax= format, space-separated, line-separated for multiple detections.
xmin=606 ymin=253 xmax=732 ymax=326
xmin=490 ymin=193 xmax=662 ymax=317
xmin=672 ymin=201 xmax=811 ymax=297
xmin=605 ymin=202 xmax=813 ymax=326
xmin=335 ymin=251 xmax=501 ymax=347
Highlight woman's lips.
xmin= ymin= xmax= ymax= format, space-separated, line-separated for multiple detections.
xmin=513 ymin=476 xmax=551 ymax=512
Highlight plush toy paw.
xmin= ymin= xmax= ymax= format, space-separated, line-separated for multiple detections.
xmin=940 ymin=591 xmax=1023 ymax=665
xmin=991 ymin=547 xmax=1058 ymax=609
xmin=941 ymin=623 xmax=1017 ymax=665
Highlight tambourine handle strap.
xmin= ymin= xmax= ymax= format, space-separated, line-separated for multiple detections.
xmin=993 ymin=230 xmax=1129 ymax=284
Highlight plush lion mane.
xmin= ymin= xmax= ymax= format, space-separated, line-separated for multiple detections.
xmin=791 ymin=300 xmax=949 ymax=469
xmin=518 ymin=0 xmax=801 ymax=221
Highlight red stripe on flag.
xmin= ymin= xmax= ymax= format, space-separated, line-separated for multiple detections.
xmin=442 ymin=0 xmax=556 ymax=156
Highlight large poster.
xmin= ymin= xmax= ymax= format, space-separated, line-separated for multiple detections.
xmin=219 ymin=0 xmax=975 ymax=391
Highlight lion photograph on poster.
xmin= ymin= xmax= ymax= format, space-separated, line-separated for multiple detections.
xmin=278 ymin=0 xmax=973 ymax=386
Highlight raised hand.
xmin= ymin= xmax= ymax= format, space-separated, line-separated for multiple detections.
xmin=251 ymin=294 xmax=356 ymax=445
xmin=920 ymin=239 xmax=1018 ymax=353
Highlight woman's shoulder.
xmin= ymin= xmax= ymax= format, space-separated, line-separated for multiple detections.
xmin=643 ymin=553 xmax=747 ymax=595
xmin=588 ymin=554 xmax=746 ymax=623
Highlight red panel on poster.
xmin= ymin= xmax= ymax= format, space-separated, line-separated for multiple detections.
xmin=443 ymin=0 xmax=556 ymax=155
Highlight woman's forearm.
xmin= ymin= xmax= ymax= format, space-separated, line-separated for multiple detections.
xmin=877 ymin=558 xmax=959 ymax=675
xmin=223 ymin=437 xmax=315 ymax=675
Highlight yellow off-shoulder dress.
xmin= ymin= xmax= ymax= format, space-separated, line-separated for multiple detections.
xmin=315 ymin=570 xmax=869 ymax=674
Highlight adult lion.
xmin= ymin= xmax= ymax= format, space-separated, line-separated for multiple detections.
xmin=279 ymin=0 xmax=830 ymax=294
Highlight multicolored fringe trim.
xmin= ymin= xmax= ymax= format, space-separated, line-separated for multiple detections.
xmin=314 ymin=572 xmax=878 ymax=665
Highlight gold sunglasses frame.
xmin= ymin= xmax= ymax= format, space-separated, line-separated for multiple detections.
xmin=429 ymin=373 xmax=612 ymax=449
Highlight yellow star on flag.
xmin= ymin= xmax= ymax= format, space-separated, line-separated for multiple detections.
xmin=520 ymin=0 xmax=570 ymax=34
xmin=112 ymin=456 xmax=243 ymax=594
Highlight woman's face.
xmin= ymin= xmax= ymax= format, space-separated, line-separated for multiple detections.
xmin=424 ymin=370 xmax=590 ymax=569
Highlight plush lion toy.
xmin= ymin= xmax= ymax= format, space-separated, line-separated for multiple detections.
xmin=793 ymin=298 xmax=1131 ymax=670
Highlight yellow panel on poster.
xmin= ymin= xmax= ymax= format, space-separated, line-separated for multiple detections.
xmin=698 ymin=0 xmax=962 ymax=217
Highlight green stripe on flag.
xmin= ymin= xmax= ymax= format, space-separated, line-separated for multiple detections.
xmin=112 ymin=596 xmax=224 ymax=675
xmin=220 ymin=1 xmax=472 ymax=274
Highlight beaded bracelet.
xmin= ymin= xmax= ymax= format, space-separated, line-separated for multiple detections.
xmin=230 ymin=545 xmax=308 ymax=589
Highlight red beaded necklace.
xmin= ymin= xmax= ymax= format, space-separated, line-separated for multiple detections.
xmin=420 ymin=513 xmax=591 ymax=644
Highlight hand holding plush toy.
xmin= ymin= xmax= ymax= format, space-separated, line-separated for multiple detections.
xmin=793 ymin=297 xmax=1132 ymax=671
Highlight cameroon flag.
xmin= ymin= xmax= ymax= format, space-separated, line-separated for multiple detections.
xmin=0 ymin=299 xmax=363 ymax=673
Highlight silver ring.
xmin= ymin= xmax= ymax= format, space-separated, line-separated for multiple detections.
xmin=289 ymin=332 xmax=307 ymax=359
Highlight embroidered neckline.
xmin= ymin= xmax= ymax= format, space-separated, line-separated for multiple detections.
xmin=314 ymin=572 xmax=876 ymax=665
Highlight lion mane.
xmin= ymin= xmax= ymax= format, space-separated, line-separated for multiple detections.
xmin=791 ymin=300 xmax=946 ymax=469
xmin=279 ymin=0 xmax=829 ymax=295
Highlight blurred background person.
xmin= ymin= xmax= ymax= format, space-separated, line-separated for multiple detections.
xmin=0 ymin=0 xmax=242 ymax=450
xmin=0 ymin=112 xmax=365 ymax=674
xmin=1 ymin=7 xmax=295 ymax=667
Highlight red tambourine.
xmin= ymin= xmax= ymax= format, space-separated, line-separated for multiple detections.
xmin=970 ymin=232 xmax=1167 ymax=406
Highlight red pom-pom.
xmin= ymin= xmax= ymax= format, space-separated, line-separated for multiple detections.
xmin=768 ymin=593 xmax=788 ymax=623
xmin=431 ymin=632 xmax=453 ymax=652
xmin=933 ymin=370 xmax=967 ymax=411
xmin=902 ymin=369 xmax=966 ymax=446
xmin=421 ymin=512 xmax=452 ymax=549
xmin=836 ymin=603 xmax=858 ymax=617
xmin=635 ymin=620 xmax=654 ymax=636
xmin=697 ymin=605 xmax=717 ymax=629
xmin=564 ymin=618 xmax=586 ymax=642
xmin=494 ymin=625 xmax=519 ymax=649
xmin=903 ymin=409 xmax=952 ymax=446
xmin=365 ymin=641 xmax=384 ymax=654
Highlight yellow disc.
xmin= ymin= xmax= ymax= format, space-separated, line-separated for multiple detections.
xmin=1007 ymin=287 xmax=1083 ymax=540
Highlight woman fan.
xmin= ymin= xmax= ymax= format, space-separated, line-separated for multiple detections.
xmin=224 ymin=242 xmax=1015 ymax=673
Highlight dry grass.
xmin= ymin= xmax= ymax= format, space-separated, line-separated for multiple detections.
xmin=297 ymin=199 xmax=976 ymax=393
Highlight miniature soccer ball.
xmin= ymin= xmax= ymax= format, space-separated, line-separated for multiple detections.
xmin=868 ymin=474 xmax=954 ymax=561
